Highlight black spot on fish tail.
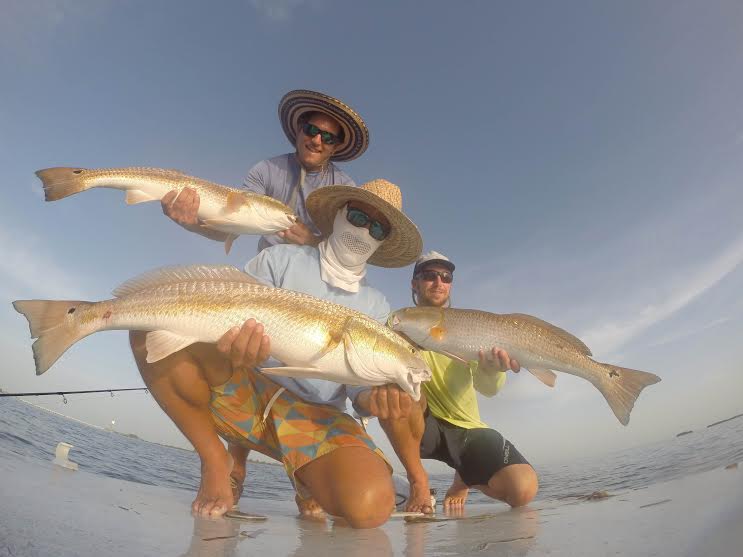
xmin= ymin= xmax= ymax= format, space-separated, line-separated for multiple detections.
xmin=609 ymin=370 xmax=619 ymax=378
xmin=67 ymin=307 xmax=76 ymax=314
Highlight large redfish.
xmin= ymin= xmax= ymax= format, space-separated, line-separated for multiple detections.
xmin=35 ymin=167 xmax=296 ymax=253
xmin=14 ymin=265 xmax=430 ymax=400
xmin=389 ymin=307 xmax=660 ymax=424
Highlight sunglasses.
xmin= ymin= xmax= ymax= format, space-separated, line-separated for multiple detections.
xmin=346 ymin=207 xmax=391 ymax=241
xmin=415 ymin=270 xmax=453 ymax=284
xmin=302 ymin=122 xmax=342 ymax=145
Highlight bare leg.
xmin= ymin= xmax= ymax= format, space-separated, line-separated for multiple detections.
xmin=295 ymin=446 xmax=395 ymax=529
xmin=443 ymin=470 xmax=469 ymax=510
xmin=130 ymin=332 xmax=235 ymax=517
xmin=227 ymin=443 xmax=249 ymax=507
xmin=378 ymin=398 xmax=433 ymax=514
xmin=475 ymin=464 xmax=538 ymax=507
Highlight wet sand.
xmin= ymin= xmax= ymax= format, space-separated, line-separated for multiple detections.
xmin=1 ymin=447 xmax=740 ymax=556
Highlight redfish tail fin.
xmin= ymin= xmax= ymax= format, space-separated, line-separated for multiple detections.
xmin=13 ymin=300 xmax=91 ymax=375
xmin=35 ymin=167 xmax=89 ymax=201
xmin=596 ymin=364 xmax=661 ymax=425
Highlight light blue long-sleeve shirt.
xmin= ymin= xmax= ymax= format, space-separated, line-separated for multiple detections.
xmin=242 ymin=154 xmax=355 ymax=253
xmin=244 ymin=244 xmax=389 ymax=415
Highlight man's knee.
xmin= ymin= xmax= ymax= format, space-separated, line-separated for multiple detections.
xmin=504 ymin=466 xmax=538 ymax=507
xmin=343 ymin=480 xmax=395 ymax=528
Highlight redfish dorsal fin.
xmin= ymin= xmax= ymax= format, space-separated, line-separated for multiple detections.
xmin=112 ymin=265 xmax=259 ymax=297
xmin=506 ymin=313 xmax=592 ymax=356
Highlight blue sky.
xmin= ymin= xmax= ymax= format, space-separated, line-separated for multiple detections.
xmin=1 ymin=0 xmax=742 ymax=474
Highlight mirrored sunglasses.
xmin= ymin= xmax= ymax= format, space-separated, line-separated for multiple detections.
xmin=415 ymin=270 xmax=453 ymax=284
xmin=346 ymin=207 xmax=390 ymax=241
xmin=302 ymin=122 xmax=342 ymax=145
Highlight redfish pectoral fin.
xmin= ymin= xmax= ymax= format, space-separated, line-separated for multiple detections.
xmin=125 ymin=190 xmax=158 ymax=205
xmin=429 ymin=325 xmax=447 ymax=341
xmin=224 ymin=234 xmax=238 ymax=254
xmin=261 ymin=366 xmax=324 ymax=380
xmin=436 ymin=349 xmax=468 ymax=365
xmin=528 ymin=367 xmax=557 ymax=388
xmin=225 ymin=191 xmax=247 ymax=214
xmin=145 ymin=330 xmax=199 ymax=363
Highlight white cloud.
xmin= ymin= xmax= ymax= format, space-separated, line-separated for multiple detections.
xmin=581 ymin=233 xmax=743 ymax=355
xmin=0 ymin=224 xmax=89 ymax=300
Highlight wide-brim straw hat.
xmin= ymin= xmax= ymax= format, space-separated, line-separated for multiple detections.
xmin=278 ymin=89 xmax=369 ymax=162
xmin=307 ymin=179 xmax=423 ymax=268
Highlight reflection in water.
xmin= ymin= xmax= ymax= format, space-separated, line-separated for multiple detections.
xmin=180 ymin=516 xmax=243 ymax=557
xmin=404 ymin=506 xmax=540 ymax=556
xmin=290 ymin=517 xmax=393 ymax=557
xmin=178 ymin=505 xmax=539 ymax=557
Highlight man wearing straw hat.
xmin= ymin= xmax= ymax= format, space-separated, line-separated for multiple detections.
xmin=161 ymin=89 xmax=368 ymax=252
xmin=130 ymin=179 xmax=424 ymax=529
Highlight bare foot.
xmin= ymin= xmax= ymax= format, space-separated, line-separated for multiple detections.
xmin=406 ymin=480 xmax=434 ymax=514
xmin=192 ymin=451 xmax=234 ymax=518
xmin=443 ymin=473 xmax=469 ymax=511
xmin=295 ymin=493 xmax=326 ymax=520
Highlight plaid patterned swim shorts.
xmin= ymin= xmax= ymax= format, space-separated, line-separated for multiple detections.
xmin=209 ymin=367 xmax=388 ymax=495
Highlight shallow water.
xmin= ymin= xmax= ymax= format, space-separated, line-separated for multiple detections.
xmin=1 ymin=397 xmax=741 ymax=504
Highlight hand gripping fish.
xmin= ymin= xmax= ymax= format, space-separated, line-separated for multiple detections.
xmin=389 ymin=307 xmax=661 ymax=424
xmin=35 ymin=167 xmax=297 ymax=253
xmin=13 ymin=266 xmax=431 ymax=400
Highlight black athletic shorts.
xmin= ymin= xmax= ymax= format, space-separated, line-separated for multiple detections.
xmin=420 ymin=408 xmax=530 ymax=486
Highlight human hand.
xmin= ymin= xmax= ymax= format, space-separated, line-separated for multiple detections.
xmin=356 ymin=384 xmax=413 ymax=420
xmin=478 ymin=347 xmax=520 ymax=374
xmin=217 ymin=318 xmax=271 ymax=371
xmin=277 ymin=221 xmax=320 ymax=246
xmin=161 ymin=187 xmax=200 ymax=227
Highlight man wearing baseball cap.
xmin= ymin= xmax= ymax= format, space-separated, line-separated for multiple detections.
xmin=380 ymin=251 xmax=538 ymax=514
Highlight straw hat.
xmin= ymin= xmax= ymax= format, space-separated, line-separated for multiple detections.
xmin=306 ymin=180 xmax=423 ymax=268
xmin=278 ymin=89 xmax=369 ymax=162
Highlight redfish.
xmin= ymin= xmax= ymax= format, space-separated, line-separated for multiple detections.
xmin=390 ymin=307 xmax=660 ymax=424
xmin=35 ymin=167 xmax=296 ymax=253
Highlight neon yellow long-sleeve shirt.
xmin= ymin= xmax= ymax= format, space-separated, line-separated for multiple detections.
xmin=421 ymin=351 xmax=507 ymax=429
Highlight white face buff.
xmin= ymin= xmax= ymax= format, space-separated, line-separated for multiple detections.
xmin=318 ymin=206 xmax=385 ymax=292
xmin=328 ymin=206 xmax=384 ymax=267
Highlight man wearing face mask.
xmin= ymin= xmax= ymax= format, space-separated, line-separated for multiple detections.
xmin=161 ymin=89 xmax=367 ymax=251
xmin=129 ymin=179 xmax=423 ymax=529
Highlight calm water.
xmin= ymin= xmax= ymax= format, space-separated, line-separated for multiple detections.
xmin=1 ymin=397 xmax=741 ymax=504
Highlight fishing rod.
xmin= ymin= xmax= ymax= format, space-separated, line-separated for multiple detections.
xmin=0 ymin=387 xmax=149 ymax=404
